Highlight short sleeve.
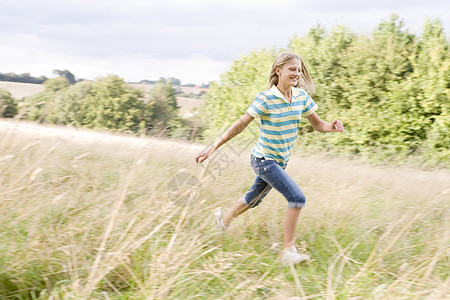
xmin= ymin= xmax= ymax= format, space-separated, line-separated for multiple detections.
xmin=302 ymin=92 xmax=318 ymax=117
xmin=246 ymin=95 xmax=268 ymax=119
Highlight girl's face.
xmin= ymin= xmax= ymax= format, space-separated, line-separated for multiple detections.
xmin=276 ymin=59 xmax=301 ymax=87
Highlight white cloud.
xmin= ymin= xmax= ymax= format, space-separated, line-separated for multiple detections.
xmin=0 ymin=38 xmax=228 ymax=84
xmin=0 ymin=0 xmax=448 ymax=84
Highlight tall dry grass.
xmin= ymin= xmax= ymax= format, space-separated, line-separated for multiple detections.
xmin=0 ymin=119 xmax=449 ymax=299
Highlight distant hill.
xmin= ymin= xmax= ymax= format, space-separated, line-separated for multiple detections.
xmin=0 ymin=72 xmax=48 ymax=84
xmin=0 ymin=81 xmax=45 ymax=99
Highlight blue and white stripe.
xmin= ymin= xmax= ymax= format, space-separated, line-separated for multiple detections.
xmin=246 ymin=85 xmax=318 ymax=167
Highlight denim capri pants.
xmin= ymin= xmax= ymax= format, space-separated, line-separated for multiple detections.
xmin=242 ymin=154 xmax=306 ymax=208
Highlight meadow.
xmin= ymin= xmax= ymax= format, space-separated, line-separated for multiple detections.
xmin=0 ymin=119 xmax=449 ymax=299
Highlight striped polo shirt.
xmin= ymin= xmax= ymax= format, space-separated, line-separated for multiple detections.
xmin=246 ymin=85 xmax=318 ymax=168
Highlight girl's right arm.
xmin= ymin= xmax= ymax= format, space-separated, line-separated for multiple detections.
xmin=195 ymin=112 xmax=255 ymax=163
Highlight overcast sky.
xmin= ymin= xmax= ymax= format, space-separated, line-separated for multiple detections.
xmin=1 ymin=0 xmax=448 ymax=85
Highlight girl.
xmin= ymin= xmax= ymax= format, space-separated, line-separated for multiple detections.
xmin=195 ymin=52 xmax=344 ymax=266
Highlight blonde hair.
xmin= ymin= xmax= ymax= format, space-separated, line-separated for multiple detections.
xmin=269 ymin=52 xmax=316 ymax=96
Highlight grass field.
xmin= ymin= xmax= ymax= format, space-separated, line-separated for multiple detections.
xmin=176 ymin=97 xmax=203 ymax=114
xmin=0 ymin=119 xmax=449 ymax=299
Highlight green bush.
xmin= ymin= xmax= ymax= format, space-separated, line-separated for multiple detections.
xmin=0 ymin=89 xmax=18 ymax=118
xmin=52 ymin=80 xmax=94 ymax=125
xmin=23 ymin=77 xmax=71 ymax=122
xmin=22 ymin=75 xmax=153 ymax=133
xmin=147 ymin=79 xmax=179 ymax=131
xmin=43 ymin=77 xmax=71 ymax=92
xmin=22 ymin=90 xmax=56 ymax=122
xmin=79 ymin=75 xmax=148 ymax=133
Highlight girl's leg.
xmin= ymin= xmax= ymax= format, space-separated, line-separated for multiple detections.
xmin=254 ymin=158 xmax=306 ymax=249
xmin=222 ymin=196 xmax=249 ymax=227
xmin=222 ymin=174 xmax=273 ymax=227
xmin=283 ymin=207 xmax=302 ymax=249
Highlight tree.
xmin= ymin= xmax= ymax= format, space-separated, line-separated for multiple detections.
xmin=410 ymin=18 xmax=449 ymax=159
xmin=317 ymin=15 xmax=418 ymax=154
xmin=79 ymin=75 xmax=148 ymax=133
xmin=148 ymin=79 xmax=179 ymax=131
xmin=52 ymin=80 xmax=94 ymax=125
xmin=289 ymin=24 xmax=355 ymax=112
xmin=53 ymin=69 xmax=76 ymax=84
xmin=168 ymin=77 xmax=181 ymax=86
xmin=43 ymin=77 xmax=71 ymax=92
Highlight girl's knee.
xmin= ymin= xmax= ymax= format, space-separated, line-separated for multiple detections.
xmin=243 ymin=196 xmax=262 ymax=208
xmin=288 ymin=191 xmax=306 ymax=207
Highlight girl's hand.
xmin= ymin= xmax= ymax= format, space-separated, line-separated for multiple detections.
xmin=195 ymin=146 xmax=216 ymax=163
xmin=331 ymin=120 xmax=344 ymax=133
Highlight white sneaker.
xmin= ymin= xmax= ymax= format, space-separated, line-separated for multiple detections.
xmin=214 ymin=208 xmax=228 ymax=231
xmin=281 ymin=245 xmax=310 ymax=267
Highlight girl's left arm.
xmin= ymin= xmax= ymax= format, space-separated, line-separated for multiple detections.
xmin=306 ymin=112 xmax=344 ymax=133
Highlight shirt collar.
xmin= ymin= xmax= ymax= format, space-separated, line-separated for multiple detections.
xmin=269 ymin=85 xmax=284 ymax=99
xmin=269 ymin=85 xmax=301 ymax=101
